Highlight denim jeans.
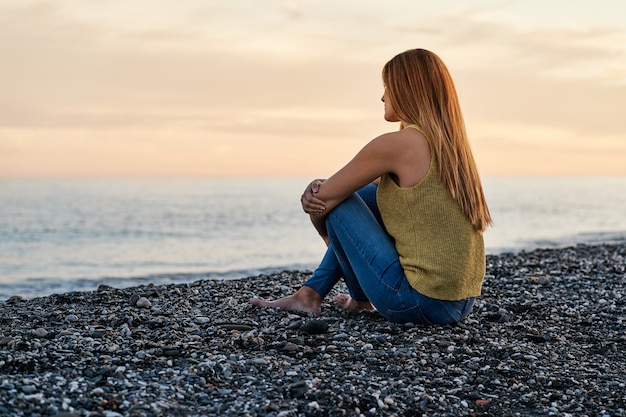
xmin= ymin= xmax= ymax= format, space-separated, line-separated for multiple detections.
xmin=303 ymin=184 xmax=475 ymax=325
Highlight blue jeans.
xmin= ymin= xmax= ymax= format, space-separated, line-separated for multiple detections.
xmin=303 ymin=184 xmax=475 ymax=325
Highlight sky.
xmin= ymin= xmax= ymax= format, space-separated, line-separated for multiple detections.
xmin=1 ymin=0 xmax=625 ymax=178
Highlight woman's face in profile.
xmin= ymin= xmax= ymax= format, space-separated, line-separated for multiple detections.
xmin=381 ymin=86 xmax=400 ymax=123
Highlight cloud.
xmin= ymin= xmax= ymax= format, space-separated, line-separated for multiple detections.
xmin=0 ymin=0 xmax=384 ymax=138
xmin=457 ymin=67 xmax=626 ymax=135
xmin=1 ymin=0 xmax=625 ymax=176
xmin=417 ymin=6 xmax=626 ymax=82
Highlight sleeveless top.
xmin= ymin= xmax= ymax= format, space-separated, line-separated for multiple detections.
xmin=376 ymin=125 xmax=485 ymax=300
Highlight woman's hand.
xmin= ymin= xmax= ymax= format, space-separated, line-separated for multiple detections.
xmin=301 ymin=179 xmax=327 ymax=215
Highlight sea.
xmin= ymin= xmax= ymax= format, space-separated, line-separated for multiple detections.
xmin=1 ymin=176 xmax=625 ymax=300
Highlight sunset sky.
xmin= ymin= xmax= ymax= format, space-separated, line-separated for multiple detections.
xmin=1 ymin=0 xmax=625 ymax=178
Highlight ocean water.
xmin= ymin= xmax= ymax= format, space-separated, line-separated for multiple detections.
xmin=1 ymin=176 xmax=625 ymax=300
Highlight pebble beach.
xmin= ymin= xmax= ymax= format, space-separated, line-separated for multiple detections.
xmin=1 ymin=242 xmax=624 ymax=417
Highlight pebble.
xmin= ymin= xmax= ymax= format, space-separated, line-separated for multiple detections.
xmin=130 ymin=293 xmax=141 ymax=305
xmin=0 ymin=243 xmax=624 ymax=417
xmin=0 ymin=336 xmax=15 ymax=346
xmin=299 ymin=319 xmax=328 ymax=334
xmin=34 ymin=328 xmax=48 ymax=338
xmin=135 ymin=296 xmax=152 ymax=308
xmin=194 ymin=316 xmax=211 ymax=324
xmin=65 ymin=314 xmax=78 ymax=322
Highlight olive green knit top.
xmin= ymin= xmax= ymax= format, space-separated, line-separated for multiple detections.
xmin=376 ymin=126 xmax=485 ymax=300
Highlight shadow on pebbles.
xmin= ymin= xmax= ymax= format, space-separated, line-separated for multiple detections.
xmin=1 ymin=243 xmax=625 ymax=416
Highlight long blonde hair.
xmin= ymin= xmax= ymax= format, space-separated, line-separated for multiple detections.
xmin=382 ymin=48 xmax=492 ymax=232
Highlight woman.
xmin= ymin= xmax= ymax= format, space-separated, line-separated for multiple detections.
xmin=250 ymin=48 xmax=492 ymax=325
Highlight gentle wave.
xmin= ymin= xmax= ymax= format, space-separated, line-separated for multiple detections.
xmin=1 ymin=176 xmax=625 ymax=300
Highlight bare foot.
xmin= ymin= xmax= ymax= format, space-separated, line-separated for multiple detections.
xmin=250 ymin=286 xmax=322 ymax=316
xmin=332 ymin=293 xmax=376 ymax=314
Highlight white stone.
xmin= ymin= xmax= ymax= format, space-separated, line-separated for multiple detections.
xmin=136 ymin=297 xmax=152 ymax=308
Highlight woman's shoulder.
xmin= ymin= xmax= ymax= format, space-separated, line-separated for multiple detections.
xmin=375 ymin=125 xmax=425 ymax=141
xmin=363 ymin=125 xmax=430 ymax=188
xmin=373 ymin=126 xmax=429 ymax=152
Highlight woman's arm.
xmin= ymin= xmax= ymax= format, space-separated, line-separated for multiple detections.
xmin=304 ymin=127 xmax=430 ymax=241
xmin=305 ymin=132 xmax=404 ymax=241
